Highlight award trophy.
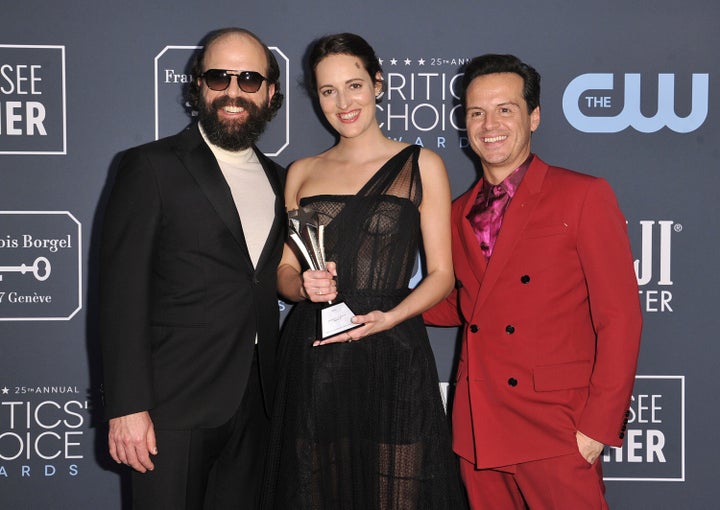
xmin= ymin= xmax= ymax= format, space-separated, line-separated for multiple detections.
xmin=288 ymin=207 xmax=361 ymax=339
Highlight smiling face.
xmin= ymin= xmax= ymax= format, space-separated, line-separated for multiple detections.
xmin=198 ymin=32 xmax=276 ymax=150
xmin=314 ymin=53 xmax=382 ymax=140
xmin=464 ymin=72 xmax=540 ymax=183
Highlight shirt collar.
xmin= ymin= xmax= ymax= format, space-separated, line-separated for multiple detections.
xmin=482 ymin=153 xmax=534 ymax=199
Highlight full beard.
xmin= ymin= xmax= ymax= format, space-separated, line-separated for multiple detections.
xmin=198 ymin=96 xmax=272 ymax=151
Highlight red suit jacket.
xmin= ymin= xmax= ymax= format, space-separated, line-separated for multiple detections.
xmin=425 ymin=155 xmax=642 ymax=468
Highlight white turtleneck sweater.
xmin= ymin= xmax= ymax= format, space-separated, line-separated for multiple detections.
xmin=199 ymin=125 xmax=275 ymax=268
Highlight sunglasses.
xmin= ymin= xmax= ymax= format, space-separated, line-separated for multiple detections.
xmin=200 ymin=69 xmax=268 ymax=93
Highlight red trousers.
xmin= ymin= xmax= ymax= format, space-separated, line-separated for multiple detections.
xmin=460 ymin=451 xmax=608 ymax=510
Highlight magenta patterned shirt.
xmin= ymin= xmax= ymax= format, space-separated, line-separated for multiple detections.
xmin=466 ymin=154 xmax=534 ymax=259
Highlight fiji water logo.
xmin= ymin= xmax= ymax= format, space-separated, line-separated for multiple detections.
xmin=563 ymin=73 xmax=709 ymax=133
xmin=632 ymin=220 xmax=679 ymax=313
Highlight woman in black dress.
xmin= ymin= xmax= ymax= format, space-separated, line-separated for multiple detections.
xmin=263 ymin=33 xmax=466 ymax=510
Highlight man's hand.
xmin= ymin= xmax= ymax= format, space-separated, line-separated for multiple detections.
xmin=108 ymin=411 xmax=157 ymax=473
xmin=576 ymin=430 xmax=604 ymax=464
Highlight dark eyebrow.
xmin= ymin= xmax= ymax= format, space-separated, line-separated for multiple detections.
xmin=318 ymin=78 xmax=364 ymax=89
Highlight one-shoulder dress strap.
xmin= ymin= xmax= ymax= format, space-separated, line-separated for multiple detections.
xmin=358 ymin=144 xmax=422 ymax=207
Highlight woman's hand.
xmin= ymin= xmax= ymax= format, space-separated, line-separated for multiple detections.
xmin=302 ymin=261 xmax=338 ymax=303
xmin=312 ymin=309 xmax=397 ymax=346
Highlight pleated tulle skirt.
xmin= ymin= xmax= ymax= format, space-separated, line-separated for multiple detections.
xmin=262 ymin=293 xmax=467 ymax=509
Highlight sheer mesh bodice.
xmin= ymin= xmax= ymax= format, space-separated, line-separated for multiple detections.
xmin=262 ymin=145 xmax=467 ymax=510
xmin=304 ymin=145 xmax=422 ymax=296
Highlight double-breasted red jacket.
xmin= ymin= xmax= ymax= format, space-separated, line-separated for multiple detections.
xmin=425 ymin=155 xmax=642 ymax=468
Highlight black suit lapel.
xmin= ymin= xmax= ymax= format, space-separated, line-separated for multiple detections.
xmin=253 ymin=147 xmax=286 ymax=272
xmin=172 ymin=125 xmax=253 ymax=268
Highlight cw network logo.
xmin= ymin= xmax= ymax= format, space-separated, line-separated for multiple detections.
xmin=563 ymin=73 xmax=709 ymax=133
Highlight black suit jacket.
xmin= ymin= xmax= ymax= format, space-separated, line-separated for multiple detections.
xmin=100 ymin=124 xmax=285 ymax=429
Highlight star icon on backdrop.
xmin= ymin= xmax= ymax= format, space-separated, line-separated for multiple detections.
xmin=1 ymin=387 xmax=9 ymax=395
xmin=383 ymin=57 xmax=442 ymax=66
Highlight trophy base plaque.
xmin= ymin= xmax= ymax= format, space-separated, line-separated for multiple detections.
xmin=317 ymin=301 xmax=362 ymax=339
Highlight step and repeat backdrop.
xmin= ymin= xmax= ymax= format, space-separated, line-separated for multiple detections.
xmin=1 ymin=1 xmax=717 ymax=508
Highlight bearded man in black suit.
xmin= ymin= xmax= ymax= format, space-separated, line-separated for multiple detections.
xmin=100 ymin=27 xmax=285 ymax=509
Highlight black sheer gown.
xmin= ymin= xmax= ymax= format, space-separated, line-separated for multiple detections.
xmin=263 ymin=145 xmax=467 ymax=509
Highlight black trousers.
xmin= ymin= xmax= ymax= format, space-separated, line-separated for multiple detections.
xmin=131 ymin=350 xmax=269 ymax=510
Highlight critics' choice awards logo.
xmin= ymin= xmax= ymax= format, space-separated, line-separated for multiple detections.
xmin=0 ymin=211 xmax=82 ymax=321
xmin=563 ymin=73 xmax=708 ymax=133
xmin=630 ymin=220 xmax=679 ymax=313
xmin=378 ymin=55 xmax=468 ymax=150
xmin=602 ymin=376 xmax=685 ymax=481
xmin=0 ymin=384 xmax=90 ymax=478
xmin=154 ymin=45 xmax=290 ymax=156
xmin=0 ymin=45 xmax=66 ymax=154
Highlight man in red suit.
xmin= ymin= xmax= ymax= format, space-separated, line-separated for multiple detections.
xmin=424 ymin=54 xmax=642 ymax=509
